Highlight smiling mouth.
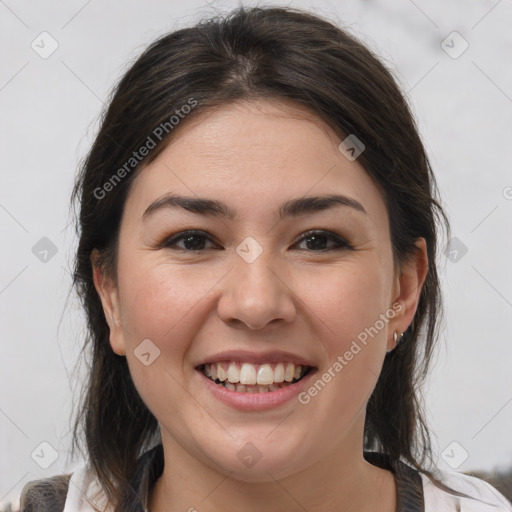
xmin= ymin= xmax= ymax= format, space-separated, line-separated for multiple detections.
xmin=199 ymin=361 xmax=313 ymax=393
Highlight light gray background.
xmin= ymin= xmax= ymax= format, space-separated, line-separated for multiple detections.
xmin=1 ymin=0 xmax=511 ymax=506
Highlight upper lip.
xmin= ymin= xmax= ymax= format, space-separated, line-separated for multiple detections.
xmin=195 ymin=349 xmax=317 ymax=368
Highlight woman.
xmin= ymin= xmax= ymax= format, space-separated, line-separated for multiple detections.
xmin=20 ymin=6 xmax=511 ymax=512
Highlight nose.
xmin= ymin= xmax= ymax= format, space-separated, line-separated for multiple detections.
xmin=217 ymin=252 xmax=296 ymax=330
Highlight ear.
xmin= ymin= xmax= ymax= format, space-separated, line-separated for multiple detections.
xmin=387 ymin=238 xmax=428 ymax=351
xmin=90 ymin=249 xmax=126 ymax=356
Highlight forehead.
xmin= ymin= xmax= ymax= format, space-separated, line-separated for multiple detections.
xmin=123 ymin=99 xmax=388 ymax=227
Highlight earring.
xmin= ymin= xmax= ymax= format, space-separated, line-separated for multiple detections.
xmin=387 ymin=330 xmax=404 ymax=354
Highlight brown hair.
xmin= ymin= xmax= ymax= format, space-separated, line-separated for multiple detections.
xmin=71 ymin=6 xmax=456 ymax=509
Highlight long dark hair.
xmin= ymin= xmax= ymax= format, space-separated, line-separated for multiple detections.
xmin=71 ymin=6 xmax=453 ymax=509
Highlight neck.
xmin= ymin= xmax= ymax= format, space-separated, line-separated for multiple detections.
xmin=150 ymin=415 xmax=396 ymax=512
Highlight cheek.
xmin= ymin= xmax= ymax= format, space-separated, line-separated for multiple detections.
xmin=292 ymin=262 xmax=390 ymax=418
xmin=299 ymin=261 xmax=389 ymax=350
xmin=114 ymin=260 xmax=216 ymax=399
xmin=117 ymin=263 xmax=217 ymax=424
xmin=117 ymin=258 xmax=221 ymax=350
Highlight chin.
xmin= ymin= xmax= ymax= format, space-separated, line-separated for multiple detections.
xmin=198 ymin=435 xmax=311 ymax=482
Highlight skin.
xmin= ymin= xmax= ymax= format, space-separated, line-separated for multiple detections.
xmin=92 ymin=99 xmax=428 ymax=512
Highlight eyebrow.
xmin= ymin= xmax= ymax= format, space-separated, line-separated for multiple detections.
xmin=141 ymin=193 xmax=367 ymax=222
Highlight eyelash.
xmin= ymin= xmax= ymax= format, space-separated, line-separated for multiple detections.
xmin=160 ymin=229 xmax=352 ymax=253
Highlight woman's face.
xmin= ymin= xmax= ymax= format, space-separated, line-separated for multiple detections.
xmin=94 ymin=99 xmax=424 ymax=481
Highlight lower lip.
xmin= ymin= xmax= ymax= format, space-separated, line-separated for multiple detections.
xmin=197 ymin=369 xmax=317 ymax=411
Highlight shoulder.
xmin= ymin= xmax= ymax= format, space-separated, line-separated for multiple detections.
xmin=20 ymin=474 xmax=71 ymax=512
xmin=20 ymin=467 xmax=110 ymax=512
xmin=18 ymin=446 xmax=161 ymax=512
xmin=421 ymin=470 xmax=512 ymax=511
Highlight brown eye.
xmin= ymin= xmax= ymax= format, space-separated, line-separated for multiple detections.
xmin=161 ymin=230 xmax=220 ymax=251
xmin=293 ymin=230 xmax=351 ymax=252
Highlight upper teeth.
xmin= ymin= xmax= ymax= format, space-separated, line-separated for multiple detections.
xmin=204 ymin=362 xmax=305 ymax=385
